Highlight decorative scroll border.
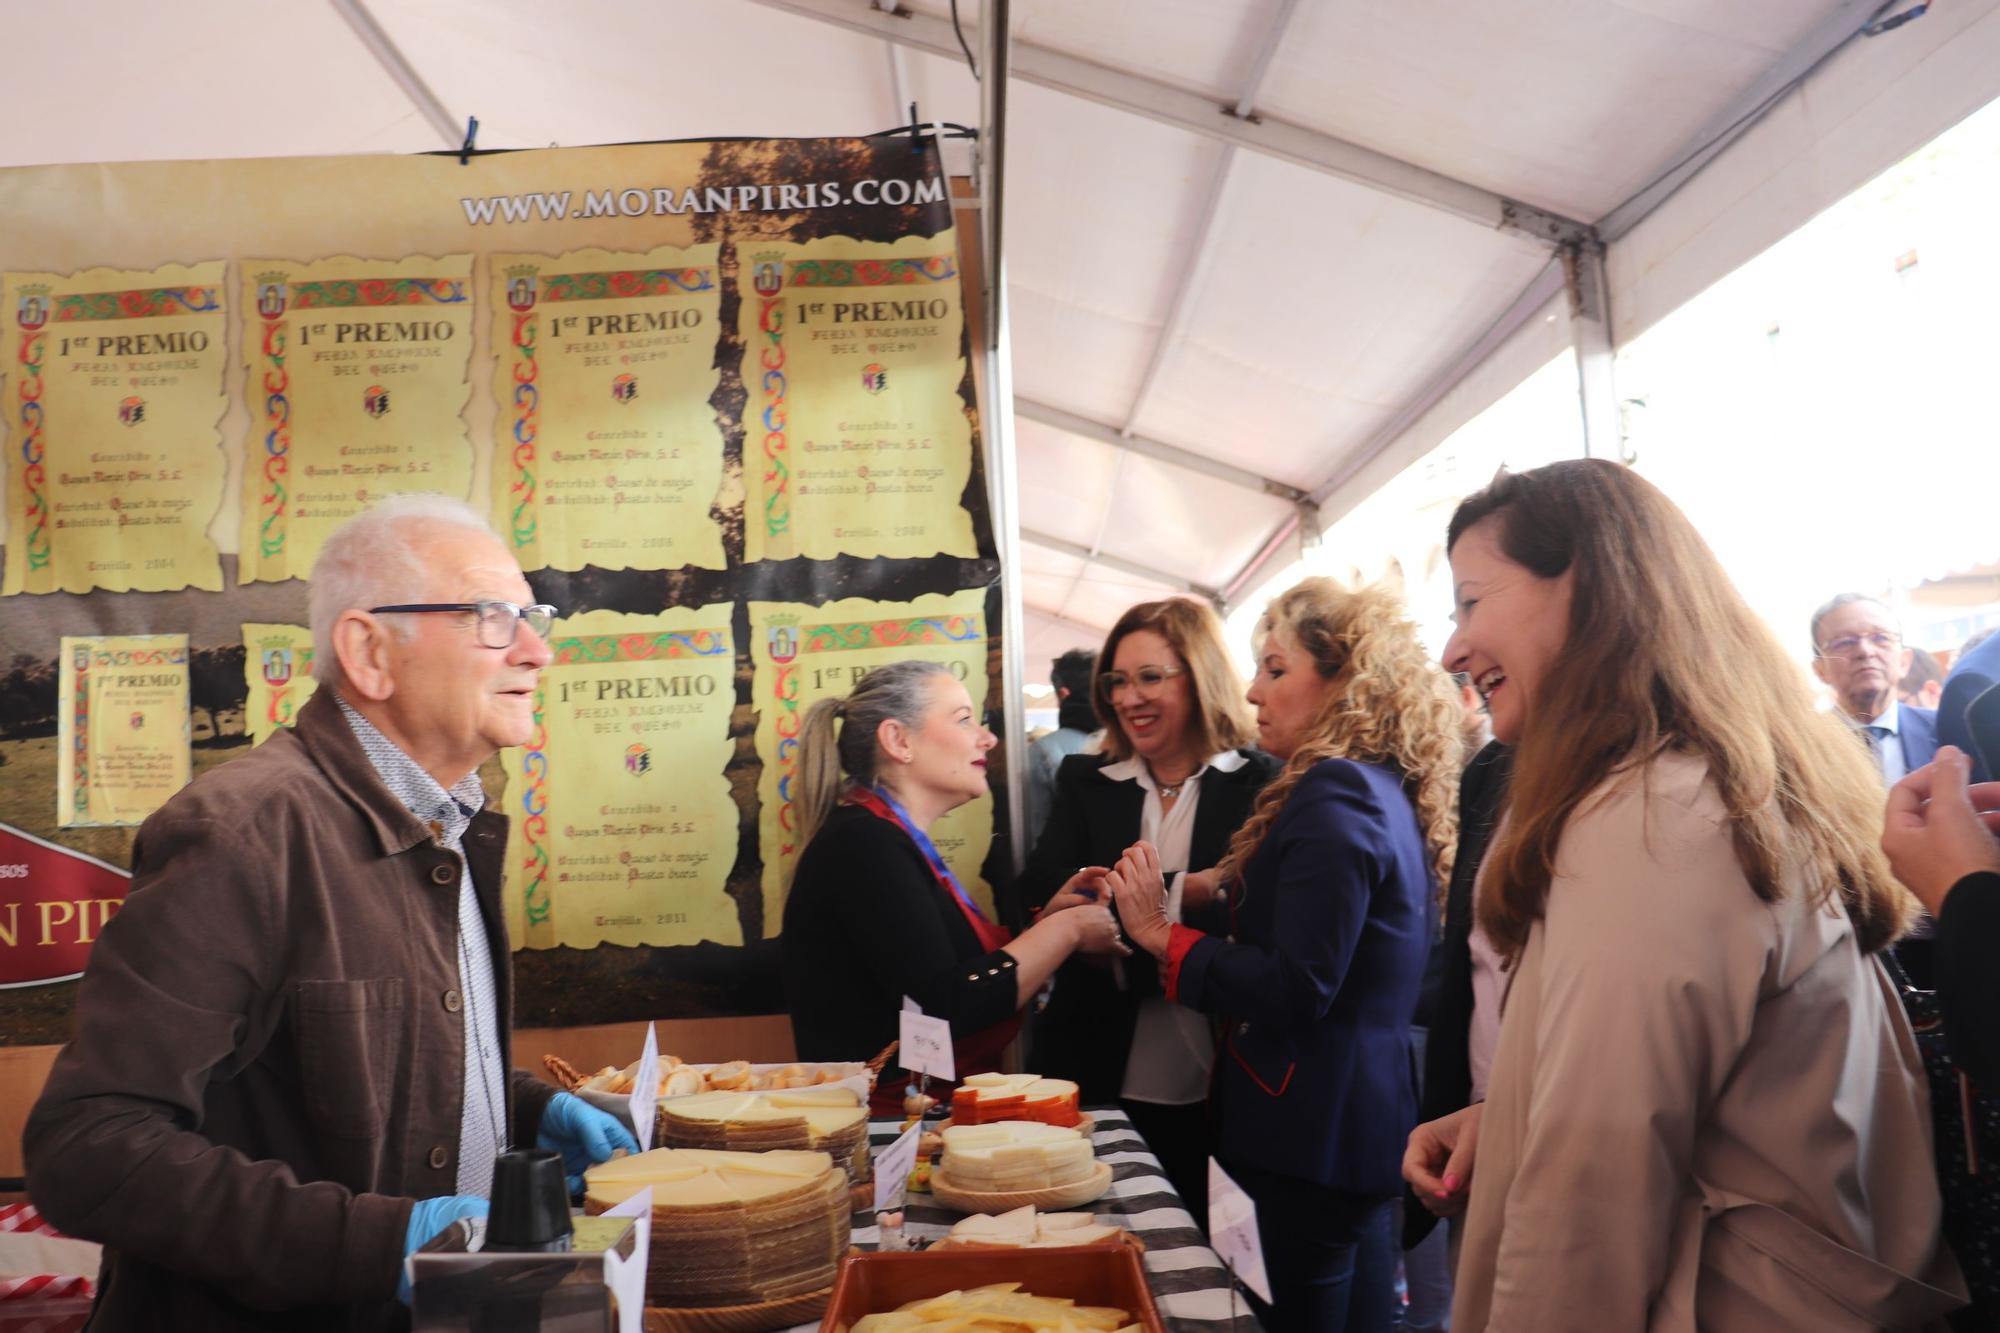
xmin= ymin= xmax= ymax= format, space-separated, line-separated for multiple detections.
xmin=785 ymin=257 xmax=957 ymax=287
xmin=768 ymin=615 xmax=985 ymax=867
xmin=802 ymin=616 xmax=982 ymax=653
xmin=289 ymin=278 xmax=467 ymax=308
xmin=69 ymin=647 xmax=92 ymax=822
xmin=263 ymin=647 xmax=315 ymax=732
xmin=256 ymin=300 xmax=291 ymax=564
xmin=542 ymin=269 xmax=715 ymax=302
xmin=52 ymin=286 xmax=221 ymax=321
xmin=518 ymin=627 xmax=731 ymax=928
xmin=751 ymin=257 xmax=790 ymax=547
xmin=16 ymin=330 xmax=49 ymax=575
xmin=508 ymin=308 xmax=540 ymax=552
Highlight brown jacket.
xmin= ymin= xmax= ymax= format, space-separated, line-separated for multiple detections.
xmin=1452 ymin=751 xmax=1964 ymax=1330
xmin=24 ymin=689 xmax=555 ymax=1332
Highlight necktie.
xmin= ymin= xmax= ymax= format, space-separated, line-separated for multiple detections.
xmin=1866 ymin=725 xmax=1892 ymax=779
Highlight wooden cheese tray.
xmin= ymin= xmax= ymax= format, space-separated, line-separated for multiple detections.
xmin=925 ymin=1160 xmax=1114 ymax=1214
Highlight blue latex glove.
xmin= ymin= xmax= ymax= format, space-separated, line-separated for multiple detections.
xmin=399 ymin=1195 xmax=489 ymax=1304
xmin=537 ymin=1090 xmax=642 ymax=1194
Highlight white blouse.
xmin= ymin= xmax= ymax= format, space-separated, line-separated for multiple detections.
xmin=1097 ymin=750 xmax=1247 ymax=1105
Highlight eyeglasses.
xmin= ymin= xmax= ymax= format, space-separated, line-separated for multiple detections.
xmin=1098 ymin=665 xmax=1186 ymax=696
xmin=1817 ymin=631 xmax=1901 ymax=660
xmin=369 ymin=601 xmax=557 ymax=649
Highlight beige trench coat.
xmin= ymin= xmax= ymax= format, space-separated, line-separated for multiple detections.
xmin=1452 ymin=751 xmax=1964 ymax=1331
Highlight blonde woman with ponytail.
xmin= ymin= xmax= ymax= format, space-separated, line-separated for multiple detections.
xmin=780 ymin=661 xmax=1127 ymax=1114
xmin=1112 ymin=578 xmax=1463 ymax=1333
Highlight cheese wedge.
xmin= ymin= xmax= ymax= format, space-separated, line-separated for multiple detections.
xmin=656 ymin=1087 xmax=870 ymax=1178
xmin=938 ymin=1206 xmax=1122 ymax=1249
xmin=938 ymin=1121 xmax=1097 ymax=1191
xmin=952 ymin=1072 xmax=1083 ymax=1127
xmin=582 ymin=1148 xmax=850 ymax=1307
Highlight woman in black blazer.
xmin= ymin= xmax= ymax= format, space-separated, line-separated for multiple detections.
xmin=782 ymin=660 xmax=1127 ymax=1114
xmin=1020 ymin=597 xmax=1277 ymax=1223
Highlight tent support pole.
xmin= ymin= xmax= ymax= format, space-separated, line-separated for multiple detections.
xmin=976 ymin=0 xmax=1029 ymax=877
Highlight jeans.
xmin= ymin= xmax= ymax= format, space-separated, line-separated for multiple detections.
xmin=1226 ymin=1161 xmax=1398 ymax=1333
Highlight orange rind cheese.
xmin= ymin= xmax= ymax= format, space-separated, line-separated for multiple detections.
xmin=951 ymin=1072 xmax=1082 ymax=1127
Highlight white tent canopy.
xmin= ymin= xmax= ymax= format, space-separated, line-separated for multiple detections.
xmin=12 ymin=0 xmax=2000 ymax=679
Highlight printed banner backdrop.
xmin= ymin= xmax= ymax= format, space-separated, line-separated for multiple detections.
xmin=503 ymin=607 xmax=739 ymax=952
xmin=238 ymin=254 xmax=478 ymax=584
xmin=740 ymin=235 xmax=977 ymax=563
xmin=55 ymin=635 xmax=191 ymax=829
xmin=240 ymin=623 xmax=316 ymax=746
xmin=492 ymin=245 xmax=730 ymax=573
xmin=0 ymin=137 xmax=1002 ymax=1044
xmin=749 ymin=589 xmax=992 ymax=933
xmin=2 ymin=263 xmax=230 ymax=596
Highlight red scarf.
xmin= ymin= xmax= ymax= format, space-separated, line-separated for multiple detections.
xmin=845 ymin=790 xmax=1020 ymax=1107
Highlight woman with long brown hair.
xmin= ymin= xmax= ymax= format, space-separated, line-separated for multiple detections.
xmin=1113 ymin=578 xmax=1463 ymax=1332
xmin=1019 ymin=597 xmax=1278 ymax=1224
xmin=1404 ymin=459 xmax=1961 ymax=1329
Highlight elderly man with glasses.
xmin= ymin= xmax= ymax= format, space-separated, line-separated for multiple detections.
xmin=1809 ymin=591 xmax=1939 ymax=786
xmin=25 ymin=494 xmax=637 ymax=1332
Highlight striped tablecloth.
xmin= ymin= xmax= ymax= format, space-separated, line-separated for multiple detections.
xmin=779 ymin=1110 xmax=1263 ymax=1332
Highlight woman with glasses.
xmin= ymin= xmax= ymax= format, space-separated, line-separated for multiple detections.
xmin=781 ymin=661 xmax=1128 ymax=1114
xmin=1404 ymin=461 xmax=1960 ymax=1330
xmin=1109 ymin=580 xmax=1461 ymax=1331
xmin=1020 ymin=598 xmax=1278 ymax=1225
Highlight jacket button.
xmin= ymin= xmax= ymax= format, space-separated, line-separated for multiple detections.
xmin=431 ymin=864 xmax=455 ymax=885
xmin=1238 ymin=1022 xmax=1251 ymax=1036
xmin=428 ymin=1145 xmax=449 ymax=1169
xmin=443 ymin=989 xmax=462 ymax=1013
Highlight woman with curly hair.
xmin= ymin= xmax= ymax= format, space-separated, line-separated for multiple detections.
xmin=1114 ymin=577 xmax=1463 ymax=1333
xmin=1404 ymin=460 xmax=1961 ymax=1330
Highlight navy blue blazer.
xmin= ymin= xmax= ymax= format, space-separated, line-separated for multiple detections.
xmin=1169 ymin=757 xmax=1432 ymax=1197
xmin=1898 ymin=701 xmax=1939 ymax=773
xmin=1940 ymin=631 xmax=2000 ymax=781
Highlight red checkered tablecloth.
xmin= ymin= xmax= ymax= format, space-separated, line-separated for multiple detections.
xmin=0 ymin=1204 xmax=95 ymax=1333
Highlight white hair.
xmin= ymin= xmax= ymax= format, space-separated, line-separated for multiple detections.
xmin=308 ymin=492 xmax=498 ymax=691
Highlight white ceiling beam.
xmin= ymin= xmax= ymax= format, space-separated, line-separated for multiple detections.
xmin=1023 ymin=602 xmax=1115 ymax=639
xmin=1307 ymin=260 xmax=1565 ymax=509
xmin=1217 ymin=259 xmax=1565 ymax=607
xmin=746 ymin=0 xmax=1591 ymax=244
xmin=1565 ymin=241 xmax=1620 ymax=459
xmin=1595 ymin=0 xmax=1893 ymax=242
xmin=1019 ymin=399 xmax=1307 ymax=503
xmin=1120 ymin=0 xmax=1305 ymax=431
xmin=327 ymin=0 xmax=462 ymax=148
xmin=1121 ymin=145 xmax=1239 ymax=433
xmin=1023 ymin=528 xmax=1222 ymax=603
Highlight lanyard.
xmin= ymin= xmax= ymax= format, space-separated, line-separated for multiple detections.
xmin=862 ymin=784 xmax=992 ymax=927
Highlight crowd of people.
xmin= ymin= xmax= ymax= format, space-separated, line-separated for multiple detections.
xmin=21 ymin=464 xmax=2000 ymax=1331
xmin=786 ymin=459 xmax=2000 ymax=1331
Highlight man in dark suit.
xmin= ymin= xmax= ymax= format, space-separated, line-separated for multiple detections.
xmin=1810 ymin=593 xmax=1938 ymax=784
xmin=1939 ymin=628 xmax=2000 ymax=782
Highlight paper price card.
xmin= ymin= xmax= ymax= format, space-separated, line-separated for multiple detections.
xmin=629 ymin=1022 xmax=660 ymax=1152
xmin=3 ymin=264 xmax=229 ymax=595
xmin=872 ymin=1122 xmax=922 ymax=1214
xmin=57 ymin=634 xmax=190 ymax=828
xmin=238 ymin=255 xmax=476 ymax=583
xmin=897 ymin=1003 xmax=954 ymax=1082
xmin=1208 ymin=1158 xmax=1273 ymax=1303
xmin=490 ymin=247 xmax=728 ymax=573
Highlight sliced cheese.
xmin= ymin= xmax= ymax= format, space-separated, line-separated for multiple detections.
xmin=938 ymin=1122 xmax=1098 ymax=1191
